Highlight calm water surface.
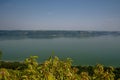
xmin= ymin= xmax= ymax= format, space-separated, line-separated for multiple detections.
xmin=0 ymin=36 xmax=120 ymax=66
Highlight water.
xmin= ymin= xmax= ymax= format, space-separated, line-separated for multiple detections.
xmin=0 ymin=35 xmax=120 ymax=66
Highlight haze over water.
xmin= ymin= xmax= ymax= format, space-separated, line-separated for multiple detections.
xmin=0 ymin=0 xmax=120 ymax=31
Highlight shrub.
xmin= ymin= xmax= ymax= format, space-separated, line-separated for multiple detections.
xmin=0 ymin=56 xmax=119 ymax=80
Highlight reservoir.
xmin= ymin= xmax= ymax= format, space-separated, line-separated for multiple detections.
xmin=0 ymin=31 xmax=120 ymax=66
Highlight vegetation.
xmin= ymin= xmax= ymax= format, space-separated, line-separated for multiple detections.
xmin=0 ymin=50 xmax=2 ymax=60
xmin=0 ymin=56 xmax=120 ymax=80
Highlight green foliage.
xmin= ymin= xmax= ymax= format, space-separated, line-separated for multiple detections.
xmin=0 ymin=56 xmax=119 ymax=80
xmin=0 ymin=50 xmax=2 ymax=60
xmin=93 ymin=64 xmax=115 ymax=80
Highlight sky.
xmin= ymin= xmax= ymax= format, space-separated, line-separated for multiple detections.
xmin=0 ymin=0 xmax=120 ymax=31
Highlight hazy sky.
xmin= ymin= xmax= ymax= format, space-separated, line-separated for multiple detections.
xmin=0 ymin=0 xmax=120 ymax=31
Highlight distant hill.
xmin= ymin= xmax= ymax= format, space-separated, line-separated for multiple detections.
xmin=0 ymin=30 xmax=120 ymax=40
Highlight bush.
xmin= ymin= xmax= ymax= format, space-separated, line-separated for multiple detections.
xmin=0 ymin=56 xmax=120 ymax=80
